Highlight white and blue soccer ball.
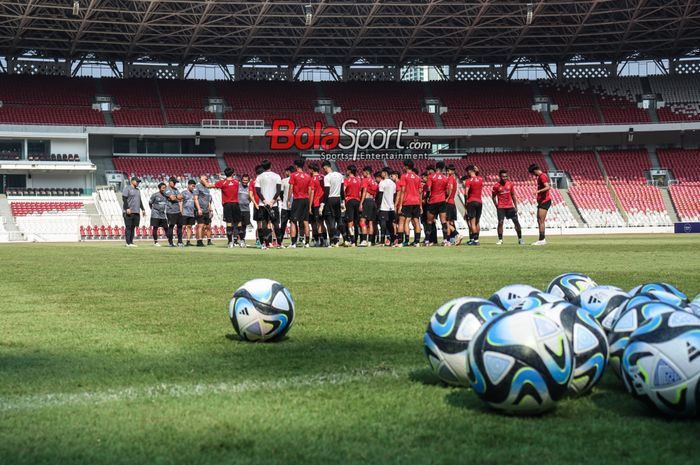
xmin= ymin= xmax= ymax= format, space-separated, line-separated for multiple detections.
xmin=546 ymin=273 xmax=598 ymax=302
xmin=510 ymin=291 xmax=563 ymax=312
xmin=468 ymin=309 xmax=573 ymax=415
xmin=536 ymin=302 xmax=609 ymax=396
xmin=574 ymin=286 xmax=630 ymax=332
xmin=229 ymin=279 xmax=295 ymax=342
xmin=488 ymin=284 xmax=541 ymax=310
xmin=607 ymin=301 xmax=683 ymax=377
xmin=629 ymin=282 xmax=688 ymax=303
xmin=622 ymin=311 xmax=700 ymax=417
xmin=690 ymin=294 xmax=700 ymax=317
xmin=423 ymin=297 xmax=503 ymax=386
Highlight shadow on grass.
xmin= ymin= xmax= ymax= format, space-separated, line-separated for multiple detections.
xmin=444 ymin=389 xmax=492 ymax=414
xmin=407 ymin=368 xmax=445 ymax=387
xmin=0 ymin=336 xmax=422 ymax=394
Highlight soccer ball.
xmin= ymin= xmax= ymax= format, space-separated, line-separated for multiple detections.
xmin=423 ymin=297 xmax=504 ymax=386
xmin=603 ymin=291 xmax=690 ymax=333
xmin=510 ymin=291 xmax=563 ymax=312
xmin=536 ymin=302 xmax=609 ymax=396
xmin=607 ymin=301 xmax=682 ymax=377
xmin=228 ymin=279 xmax=295 ymax=342
xmin=546 ymin=273 xmax=598 ymax=302
xmin=488 ymin=284 xmax=541 ymax=310
xmin=468 ymin=309 xmax=573 ymax=415
xmin=622 ymin=311 xmax=700 ymax=417
xmin=574 ymin=286 xmax=630 ymax=332
xmin=629 ymin=282 xmax=688 ymax=302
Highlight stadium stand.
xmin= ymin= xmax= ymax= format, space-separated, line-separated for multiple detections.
xmin=6 ymin=187 xmax=83 ymax=196
xmin=550 ymin=151 xmax=625 ymax=227
xmin=0 ymin=150 xmax=21 ymax=160
xmin=111 ymin=108 xmax=165 ymax=127
xmin=657 ymin=148 xmax=700 ymax=221
xmin=650 ymin=75 xmax=700 ymax=122
xmin=10 ymin=201 xmax=85 ymax=216
xmin=223 ymin=153 xmax=299 ymax=176
xmin=599 ymin=149 xmax=672 ymax=226
xmin=112 ymin=156 xmax=221 ymax=178
xmin=431 ymin=81 xmax=544 ymax=128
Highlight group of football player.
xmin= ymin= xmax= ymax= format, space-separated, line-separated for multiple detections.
xmin=122 ymin=158 xmax=551 ymax=248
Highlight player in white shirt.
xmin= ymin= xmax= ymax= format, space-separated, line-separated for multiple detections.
xmin=254 ymin=159 xmax=282 ymax=249
xmin=321 ymin=160 xmax=345 ymax=247
xmin=377 ymin=167 xmax=397 ymax=246
xmin=276 ymin=165 xmax=293 ymax=248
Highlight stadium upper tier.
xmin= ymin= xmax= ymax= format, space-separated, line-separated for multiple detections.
xmin=0 ymin=74 xmax=699 ymax=128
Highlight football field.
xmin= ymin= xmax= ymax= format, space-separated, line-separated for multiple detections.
xmin=1 ymin=235 xmax=699 ymax=465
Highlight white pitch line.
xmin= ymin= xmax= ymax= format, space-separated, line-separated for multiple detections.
xmin=0 ymin=367 xmax=413 ymax=413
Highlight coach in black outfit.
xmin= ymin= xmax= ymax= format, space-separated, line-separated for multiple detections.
xmin=122 ymin=177 xmax=145 ymax=247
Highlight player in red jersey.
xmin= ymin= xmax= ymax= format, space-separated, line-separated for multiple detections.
xmin=288 ymin=158 xmax=314 ymax=248
xmin=343 ymin=164 xmax=362 ymax=246
xmin=528 ymin=163 xmax=551 ymax=246
xmin=209 ymin=167 xmax=240 ymax=248
xmin=397 ymin=159 xmax=423 ymax=247
xmin=492 ymin=169 xmax=524 ymax=245
xmin=464 ymin=164 xmax=484 ymax=246
xmin=309 ymin=163 xmax=327 ymax=247
xmin=425 ymin=161 xmax=451 ymax=246
xmin=445 ymin=164 xmax=461 ymax=245
xmin=359 ymin=165 xmax=379 ymax=246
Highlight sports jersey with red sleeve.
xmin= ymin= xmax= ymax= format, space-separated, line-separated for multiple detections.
xmin=214 ymin=178 xmax=240 ymax=204
xmin=466 ymin=176 xmax=484 ymax=203
xmin=492 ymin=181 xmax=516 ymax=209
xmin=249 ymin=178 xmax=259 ymax=203
xmin=312 ymin=174 xmax=324 ymax=207
xmin=344 ymin=175 xmax=362 ymax=201
xmin=536 ymin=172 xmax=551 ymax=204
xmin=289 ymin=170 xmax=312 ymax=199
xmin=362 ymin=177 xmax=378 ymax=198
xmin=401 ymin=172 xmax=422 ymax=206
xmin=446 ymin=175 xmax=457 ymax=205
xmin=427 ymin=172 xmax=449 ymax=204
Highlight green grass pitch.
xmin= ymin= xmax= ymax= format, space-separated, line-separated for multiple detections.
xmin=1 ymin=235 xmax=699 ymax=465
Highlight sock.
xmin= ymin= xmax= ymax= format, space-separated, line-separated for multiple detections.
xmin=475 ymin=233 xmax=479 ymax=241
xmin=517 ymin=231 xmax=522 ymax=239
xmin=441 ymin=223 xmax=448 ymax=241
xmin=424 ymin=226 xmax=431 ymax=243
xmin=370 ymin=235 xmax=375 ymax=245
xmin=360 ymin=234 xmax=366 ymax=242
xmin=348 ymin=234 xmax=354 ymax=245
xmin=226 ymin=226 xmax=233 ymax=243
xmin=539 ymin=232 xmax=545 ymax=241
xmin=498 ymin=233 xmax=503 ymax=240
xmin=414 ymin=231 xmax=421 ymax=243
xmin=304 ymin=235 xmax=310 ymax=244
xmin=291 ymin=234 xmax=297 ymax=245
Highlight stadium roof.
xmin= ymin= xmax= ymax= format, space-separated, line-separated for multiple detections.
xmin=1 ymin=0 xmax=699 ymax=67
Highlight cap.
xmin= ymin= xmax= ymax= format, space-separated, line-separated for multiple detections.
xmin=131 ymin=177 xmax=141 ymax=183
xmin=168 ymin=176 xmax=177 ymax=183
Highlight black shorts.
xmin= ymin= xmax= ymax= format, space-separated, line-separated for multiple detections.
xmin=401 ymin=205 xmax=421 ymax=219
xmin=345 ymin=199 xmax=360 ymax=224
xmin=167 ymin=213 xmax=182 ymax=226
xmin=466 ymin=202 xmax=483 ymax=220
xmin=379 ymin=210 xmax=395 ymax=224
xmin=323 ymin=198 xmax=342 ymax=221
xmin=538 ymin=200 xmax=552 ymax=211
xmin=290 ymin=198 xmax=310 ymax=222
xmin=497 ymin=208 xmax=518 ymax=221
xmin=446 ymin=203 xmax=457 ymax=221
xmin=361 ymin=199 xmax=377 ymax=221
xmin=223 ymin=203 xmax=241 ymax=223
xmin=182 ymin=216 xmax=196 ymax=226
xmin=150 ymin=218 xmax=168 ymax=229
xmin=197 ymin=212 xmax=212 ymax=225
xmin=427 ymin=202 xmax=446 ymax=215
xmin=123 ymin=213 xmax=141 ymax=227
xmin=240 ymin=210 xmax=251 ymax=227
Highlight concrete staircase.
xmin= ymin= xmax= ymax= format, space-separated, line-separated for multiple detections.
xmin=541 ymin=110 xmax=554 ymax=127
xmin=559 ymin=188 xmax=585 ymax=227
xmin=0 ymin=195 xmax=24 ymax=241
xmin=594 ymin=150 xmax=629 ymax=223
xmin=647 ymin=146 xmax=661 ymax=168
xmin=84 ymin=202 xmax=104 ymax=226
xmin=431 ymin=112 xmax=445 ymax=128
xmin=544 ymin=151 xmax=557 ymax=171
xmin=659 ymin=188 xmax=680 ymax=223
